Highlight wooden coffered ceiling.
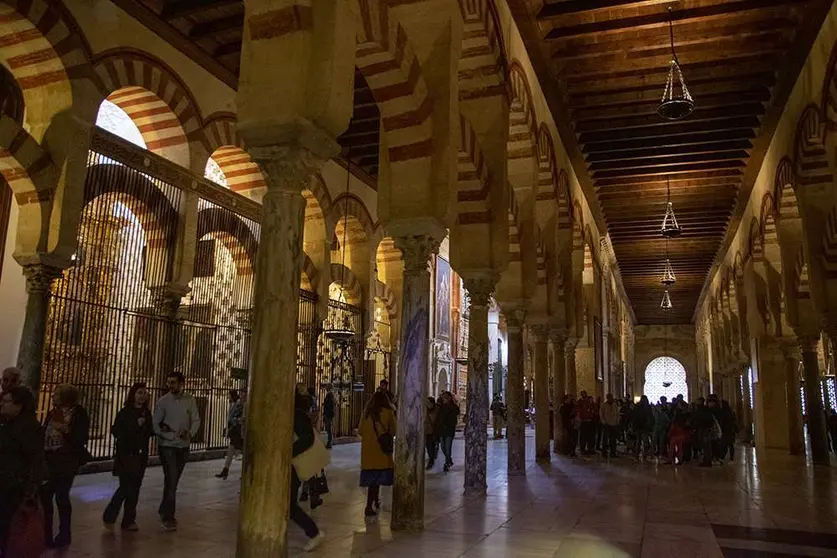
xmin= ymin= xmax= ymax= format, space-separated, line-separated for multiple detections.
xmin=110 ymin=0 xmax=381 ymax=180
xmin=509 ymin=0 xmax=834 ymax=324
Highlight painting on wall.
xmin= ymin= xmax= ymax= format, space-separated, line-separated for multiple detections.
xmin=436 ymin=256 xmax=451 ymax=340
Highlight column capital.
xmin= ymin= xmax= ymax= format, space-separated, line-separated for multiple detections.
xmin=549 ymin=327 xmax=569 ymax=347
xmin=504 ymin=306 xmax=527 ymax=333
xmin=462 ymin=272 xmax=499 ymax=308
xmin=778 ymin=337 xmax=800 ymax=361
xmin=151 ymin=284 xmax=190 ymax=318
xmin=21 ymin=264 xmax=64 ymax=295
xmin=565 ymin=338 xmax=578 ymax=353
xmin=528 ymin=322 xmax=549 ymax=342
xmin=797 ymin=333 xmax=820 ymax=354
xmin=394 ymin=233 xmax=443 ymax=276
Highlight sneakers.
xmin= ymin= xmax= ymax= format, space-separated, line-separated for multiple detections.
xmin=161 ymin=520 xmax=177 ymax=531
xmin=303 ymin=531 xmax=326 ymax=552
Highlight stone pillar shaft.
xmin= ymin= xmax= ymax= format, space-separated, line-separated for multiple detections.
xmin=17 ymin=264 xmax=63 ymax=395
xmin=550 ymin=331 xmax=566 ymax=454
xmin=462 ymin=275 xmax=496 ymax=497
xmin=783 ymin=351 xmax=804 ymax=456
xmin=799 ymin=337 xmax=829 ymax=463
xmin=506 ymin=310 xmax=526 ymax=476
xmin=532 ymin=326 xmax=550 ymax=462
xmin=566 ymin=340 xmax=578 ymax=398
xmin=391 ymin=234 xmax=440 ymax=531
xmin=236 ymin=140 xmax=334 ymax=558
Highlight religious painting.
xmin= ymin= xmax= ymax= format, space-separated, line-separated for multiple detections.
xmin=435 ymin=256 xmax=451 ymax=340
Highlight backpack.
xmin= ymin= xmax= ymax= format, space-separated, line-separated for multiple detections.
xmin=372 ymin=418 xmax=393 ymax=455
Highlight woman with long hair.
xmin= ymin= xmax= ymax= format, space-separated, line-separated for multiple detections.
xmin=359 ymin=390 xmax=396 ymax=517
xmin=103 ymin=382 xmax=153 ymax=531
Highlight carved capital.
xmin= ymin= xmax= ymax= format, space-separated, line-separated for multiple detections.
xmin=504 ymin=307 xmax=526 ymax=333
xmin=394 ymin=234 xmax=441 ymax=277
xmin=22 ymin=264 xmax=63 ymax=295
xmin=778 ymin=337 xmax=800 ymax=361
xmin=463 ymin=273 xmax=498 ymax=308
xmin=151 ymin=284 xmax=190 ymax=318
xmin=249 ymin=124 xmax=338 ymax=194
xmin=528 ymin=323 xmax=549 ymax=342
xmin=797 ymin=334 xmax=820 ymax=355
xmin=564 ymin=338 xmax=578 ymax=353
xmin=549 ymin=327 xmax=569 ymax=347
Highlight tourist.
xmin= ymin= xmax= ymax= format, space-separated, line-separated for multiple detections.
xmin=103 ymin=382 xmax=153 ymax=531
xmin=437 ymin=391 xmax=460 ymax=472
xmin=600 ymin=393 xmax=621 ymax=457
xmin=631 ymin=395 xmax=654 ymax=462
xmin=667 ymin=404 xmax=689 ymax=465
xmin=298 ymin=386 xmax=324 ymax=509
xmin=308 ymin=386 xmax=320 ymax=427
xmin=377 ymin=379 xmax=396 ymax=409
xmin=576 ymin=391 xmax=596 ymax=455
xmin=41 ymin=383 xmax=91 ymax=548
xmin=216 ymin=389 xmax=245 ymax=480
xmin=0 ymin=367 xmax=21 ymax=397
xmin=359 ymin=390 xmax=396 ymax=517
xmin=153 ymin=372 xmax=201 ymax=531
xmin=718 ymin=399 xmax=738 ymax=462
xmin=0 ymin=386 xmax=43 ymax=557
xmin=490 ymin=395 xmax=506 ymax=439
xmin=593 ymin=396 xmax=603 ymax=451
xmin=691 ymin=397 xmax=715 ymax=467
xmin=291 ymin=392 xmax=326 ymax=551
xmin=323 ymin=385 xmax=335 ymax=449
xmin=652 ymin=396 xmax=671 ymax=457
xmin=425 ymin=396 xmax=439 ymax=469
xmin=559 ymin=394 xmax=577 ymax=456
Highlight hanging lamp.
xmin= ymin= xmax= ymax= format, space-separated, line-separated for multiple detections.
xmin=660 ymin=289 xmax=673 ymax=311
xmin=324 ymin=151 xmax=356 ymax=343
xmin=661 ymin=239 xmax=676 ymax=286
xmin=657 ymin=7 xmax=694 ymax=121
xmin=662 ymin=324 xmax=672 ymax=388
xmin=661 ymin=177 xmax=681 ymax=238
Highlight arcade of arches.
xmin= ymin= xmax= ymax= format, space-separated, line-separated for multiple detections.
xmin=1 ymin=0 xmax=837 ymax=556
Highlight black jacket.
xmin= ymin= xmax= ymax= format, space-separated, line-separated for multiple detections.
xmin=44 ymin=404 xmax=91 ymax=476
xmin=323 ymin=394 xmax=335 ymax=419
xmin=292 ymin=408 xmax=315 ymax=458
xmin=111 ymin=406 xmax=153 ymax=474
xmin=436 ymin=402 xmax=460 ymax=437
xmin=0 ymin=413 xmax=44 ymax=493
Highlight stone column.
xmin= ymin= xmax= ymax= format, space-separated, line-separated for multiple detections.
xmin=462 ymin=273 xmax=497 ymax=497
xmin=505 ymin=308 xmax=526 ymax=476
xmin=391 ymin=233 xmax=441 ymax=532
xmin=779 ymin=343 xmax=804 ymax=455
xmin=236 ymin=136 xmax=337 ymax=558
xmin=531 ymin=324 xmax=550 ymax=462
xmin=799 ymin=335 xmax=830 ymax=463
xmin=150 ymin=284 xmax=188 ymax=381
xmin=550 ymin=329 xmax=567 ymax=454
xmin=17 ymin=263 xmax=64 ymax=395
xmin=740 ymin=366 xmax=754 ymax=444
xmin=565 ymin=339 xmax=578 ymax=398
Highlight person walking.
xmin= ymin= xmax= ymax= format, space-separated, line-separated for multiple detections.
xmin=0 ymin=386 xmax=44 ymax=558
xmin=600 ymin=393 xmax=621 ymax=457
xmin=576 ymin=392 xmax=596 ymax=455
xmin=41 ymin=384 xmax=90 ymax=548
xmin=631 ymin=395 xmax=654 ymax=462
xmin=103 ymin=382 xmax=153 ymax=531
xmin=652 ymin=397 xmax=671 ymax=457
xmin=692 ymin=397 xmax=716 ymax=467
xmin=153 ymin=372 xmax=200 ymax=531
xmin=436 ymin=391 xmax=460 ymax=472
xmin=291 ymin=392 xmax=326 ymax=551
xmin=323 ymin=386 xmax=335 ymax=449
xmin=718 ymin=399 xmax=738 ymax=462
xmin=490 ymin=395 xmax=506 ymax=439
xmin=559 ymin=394 xmax=577 ymax=456
xmin=359 ymin=391 xmax=396 ymax=517
xmin=425 ymin=397 xmax=439 ymax=469
xmin=216 ymin=390 xmax=245 ymax=480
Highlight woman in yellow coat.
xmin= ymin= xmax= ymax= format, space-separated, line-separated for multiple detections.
xmin=359 ymin=391 xmax=396 ymax=517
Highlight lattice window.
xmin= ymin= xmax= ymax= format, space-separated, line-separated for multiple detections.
xmin=643 ymin=356 xmax=688 ymax=403
xmin=95 ymin=100 xmax=145 ymax=148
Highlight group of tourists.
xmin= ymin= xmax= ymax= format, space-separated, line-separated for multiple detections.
xmin=558 ymin=391 xmax=738 ymax=466
xmin=424 ymin=391 xmax=461 ymax=472
xmin=0 ymin=367 xmax=201 ymax=557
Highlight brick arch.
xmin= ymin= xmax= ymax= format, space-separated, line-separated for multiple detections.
xmin=794 ymin=104 xmax=832 ymax=187
xmin=572 ymin=200 xmax=584 ymax=250
xmin=301 ymin=253 xmax=319 ymax=292
xmin=329 ymin=193 xmax=375 ymax=239
xmin=354 ymin=2 xmax=433 ymax=167
xmin=330 ymin=263 xmax=362 ymax=303
xmin=760 ymin=194 xmax=779 ymax=246
xmin=196 ymin=208 xmax=257 ymax=276
xmin=748 ymin=217 xmax=763 ymax=263
xmin=0 ymin=0 xmax=95 ymax=139
xmin=555 ymin=169 xmax=572 ymax=231
xmin=207 ymin=146 xmax=265 ymax=197
xmin=93 ymin=50 xmax=204 ymax=167
xmin=507 ymin=63 xmax=538 ymax=206
xmin=774 ymin=157 xmax=800 ymax=224
xmin=794 ymin=246 xmax=812 ymax=299
xmin=457 ymin=0 xmax=507 ymax=101
xmin=203 ymin=113 xmax=241 ymax=152
xmin=374 ymin=279 xmax=397 ymax=319
xmin=456 ymin=112 xmax=491 ymax=225
xmin=0 ymin=115 xmax=57 ymax=199
xmin=536 ymin=124 xmax=558 ymax=201
xmin=507 ymin=188 xmax=522 ymax=263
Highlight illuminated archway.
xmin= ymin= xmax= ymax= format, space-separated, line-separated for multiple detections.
xmin=643 ymin=356 xmax=689 ymax=403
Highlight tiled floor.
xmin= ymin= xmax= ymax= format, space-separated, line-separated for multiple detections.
xmin=48 ymin=430 xmax=837 ymax=557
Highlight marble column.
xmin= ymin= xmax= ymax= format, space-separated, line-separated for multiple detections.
xmin=462 ymin=274 xmax=497 ymax=497
xmin=799 ymin=335 xmax=830 ymax=463
xmin=565 ymin=339 xmax=578 ymax=398
xmin=531 ymin=324 xmax=550 ymax=462
xmin=779 ymin=341 xmax=804 ymax=455
xmin=236 ymin=137 xmax=337 ymax=558
xmin=505 ymin=308 xmax=526 ymax=476
xmin=550 ymin=329 xmax=567 ymax=454
xmin=391 ymin=233 xmax=441 ymax=532
xmin=17 ymin=263 xmax=63 ymax=395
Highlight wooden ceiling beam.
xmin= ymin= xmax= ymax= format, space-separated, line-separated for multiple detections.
xmin=579 ymin=116 xmax=760 ymax=144
xmin=575 ymin=105 xmax=765 ymax=134
xmin=593 ymin=160 xmax=746 ymax=179
xmin=583 ymin=129 xmax=756 ymax=154
xmin=571 ymin=89 xmax=770 ymax=120
xmin=537 ymin=0 xmax=658 ymax=18
xmin=585 ymin=139 xmax=753 ymax=163
xmin=188 ymin=14 xmax=244 ymax=39
xmin=161 ymin=0 xmax=240 ymax=20
xmin=589 ymin=150 xmax=750 ymax=172
xmin=570 ymin=78 xmax=770 ymax=107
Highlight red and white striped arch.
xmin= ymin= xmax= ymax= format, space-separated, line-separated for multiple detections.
xmin=456 ymin=112 xmax=491 ymax=226
xmin=202 ymin=114 xmax=266 ymax=200
xmin=457 ymin=0 xmax=506 ymax=101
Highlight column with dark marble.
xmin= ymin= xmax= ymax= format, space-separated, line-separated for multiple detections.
xmin=462 ymin=273 xmax=497 ymax=497
xmin=799 ymin=335 xmax=830 ymax=463
xmin=505 ymin=308 xmax=526 ymax=476
xmin=531 ymin=324 xmax=550 ymax=462
xmin=780 ymin=341 xmax=804 ymax=455
xmin=150 ymin=284 xmax=189 ymax=381
xmin=236 ymin=135 xmax=338 ymax=558
xmin=391 ymin=233 xmax=442 ymax=531
xmin=17 ymin=263 xmax=64 ymax=394
xmin=565 ymin=339 xmax=578 ymax=398
xmin=549 ymin=328 xmax=567 ymax=454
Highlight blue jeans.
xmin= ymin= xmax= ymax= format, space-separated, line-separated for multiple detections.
xmin=158 ymin=446 xmax=188 ymax=521
xmin=440 ymin=436 xmax=454 ymax=465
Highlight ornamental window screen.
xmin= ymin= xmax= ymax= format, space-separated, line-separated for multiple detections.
xmin=643 ymin=356 xmax=688 ymax=404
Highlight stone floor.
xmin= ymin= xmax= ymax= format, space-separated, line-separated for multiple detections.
xmin=48 ymin=430 xmax=837 ymax=557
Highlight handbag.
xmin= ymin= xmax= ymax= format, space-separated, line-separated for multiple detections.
xmin=372 ymin=419 xmax=394 ymax=455
xmin=292 ymin=430 xmax=330 ymax=480
xmin=313 ymin=471 xmax=329 ymax=495
xmin=7 ymin=496 xmax=47 ymax=558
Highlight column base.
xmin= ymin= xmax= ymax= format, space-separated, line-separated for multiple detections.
xmin=390 ymin=518 xmax=424 ymax=532
xmin=463 ymin=485 xmax=487 ymax=498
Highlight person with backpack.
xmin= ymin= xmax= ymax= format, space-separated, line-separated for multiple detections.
xmin=359 ymin=391 xmax=396 ymax=517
